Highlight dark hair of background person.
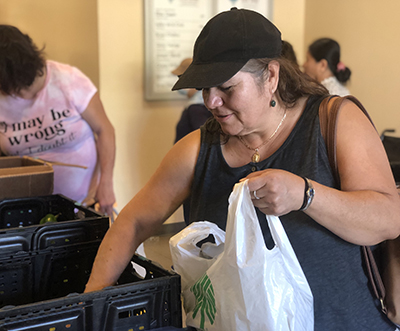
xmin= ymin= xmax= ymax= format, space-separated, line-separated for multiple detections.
xmin=0 ymin=25 xmax=46 ymax=95
xmin=281 ymin=40 xmax=299 ymax=68
xmin=308 ymin=38 xmax=351 ymax=84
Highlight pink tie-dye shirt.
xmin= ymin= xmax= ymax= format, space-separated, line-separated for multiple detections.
xmin=0 ymin=60 xmax=98 ymax=203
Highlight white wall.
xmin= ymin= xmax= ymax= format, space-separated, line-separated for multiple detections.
xmin=274 ymin=0 xmax=306 ymax=65
xmin=305 ymin=0 xmax=400 ymax=134
xmin=97 ymin=0 xmax=185 ymax=222
xmin=0 ymin=0 xmax=99 ymax=86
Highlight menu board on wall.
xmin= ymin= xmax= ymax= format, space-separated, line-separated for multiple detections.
xmin=144 ymin=0 xmax=273 ymax=101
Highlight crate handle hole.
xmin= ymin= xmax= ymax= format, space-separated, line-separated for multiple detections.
xmin=119 ymin=310 xmax=131 ymax=319
xmin=119 ymin=308 xmax=146 ymax=319
xmin=133 ymin=308 xmax=146 ymax=316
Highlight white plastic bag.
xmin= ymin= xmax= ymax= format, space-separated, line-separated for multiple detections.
xmin=171 ymin=180 xmax=314 ymax=331
xmin=169 ymin=221 xmax=225 ymax=297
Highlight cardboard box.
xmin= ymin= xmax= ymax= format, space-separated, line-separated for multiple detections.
xmin=0 ymin=156 xmax=53 ymax=199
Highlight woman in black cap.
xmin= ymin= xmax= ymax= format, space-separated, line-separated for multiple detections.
xmin=86 ymin=8 xmax=399 ymax=330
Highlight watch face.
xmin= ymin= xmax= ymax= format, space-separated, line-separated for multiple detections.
xmin=305 ymin=181 xmax=314 ymax=208
xmin=300 ymin=177 xmax=314 ymax=211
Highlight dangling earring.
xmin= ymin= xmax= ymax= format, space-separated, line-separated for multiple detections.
xmin=270 ymin=99 xmax=276 ymax=107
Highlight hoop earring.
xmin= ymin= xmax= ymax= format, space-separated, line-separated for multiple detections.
xmin=270 ymin=99 xmax=276 ymax=107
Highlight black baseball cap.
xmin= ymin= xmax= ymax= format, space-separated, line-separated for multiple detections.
xmin=172 ymin=7 xmax=282 ymax=91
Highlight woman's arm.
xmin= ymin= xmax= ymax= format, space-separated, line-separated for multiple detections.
xmin=311 ymin=99 xmax=400 ymax=244
xmin=84 ymin=130 xmax=201 ymax=292
xmin=247 ymin=100 xmax=400 ymax=245
xmin=81 ymin=92 xmax=116 ymax=216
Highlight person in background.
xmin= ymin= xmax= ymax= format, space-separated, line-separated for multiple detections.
xmin=85 ymin=8 xmax=400 ymax=330
xmin=281 ymin=40 xmax=299 ymax=67
xmin=0 ymin=25 xmax=116 ymax=216
xmin=172 ymin=58 xmax=212 ymax=143
xmin=303 ymin=37 xmax=351 ymax=96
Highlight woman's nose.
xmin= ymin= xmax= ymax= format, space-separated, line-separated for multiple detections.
xmin=203 ymin=88 xmax=223 ymax=110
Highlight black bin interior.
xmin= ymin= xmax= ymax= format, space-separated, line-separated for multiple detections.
xmin=0 ymin=242 xmax=166 ymax=308
xmin=0 ymin=195 xmax=99 ymax=229
xmin=0 ymin=246 xmax=182 ymax=331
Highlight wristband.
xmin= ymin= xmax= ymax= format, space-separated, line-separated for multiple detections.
xmin=299 ymin=177 xmax=315 ymax=211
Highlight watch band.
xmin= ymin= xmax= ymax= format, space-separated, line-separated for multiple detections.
xmin=299 ymin=177 xmax=315 ymax=211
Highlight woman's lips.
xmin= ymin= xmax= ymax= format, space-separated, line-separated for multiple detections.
xmin=215 ymin=113 xmax=232 ymax=123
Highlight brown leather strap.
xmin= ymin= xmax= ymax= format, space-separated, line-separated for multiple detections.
xmin=319 ymin=95 xmax=386 ymax=312
xmin=319 ymin=95 xmax=338 ymax=184
xmin=363 ymin=246 xmax=387 ymax=312
xmin=319 ymin=95 xmax=376 ymax=185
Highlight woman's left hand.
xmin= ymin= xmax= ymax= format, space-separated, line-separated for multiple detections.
xmin=81 ymin=92 xmax=116 ymax=218
xmin=242 ymin=169 xmax=305 ymax=216
xmin=95 ymin=180 xmax=116 ymax=217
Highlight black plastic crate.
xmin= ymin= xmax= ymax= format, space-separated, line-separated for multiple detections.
xmin=0 ymin=247 xmax=182 ymax=331
xmin=0 ymin=253 xmax=35 ymax=308
xmin=0 ymin=195 xmax=109 ymax=254
xmin=0 ymin=241 xmax=99 ymax=308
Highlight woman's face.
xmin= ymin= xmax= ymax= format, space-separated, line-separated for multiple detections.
xmin=302 ymin=52 xmax=320 ymax=81
xmin=202 ymin=70 xmax=270 ymax=136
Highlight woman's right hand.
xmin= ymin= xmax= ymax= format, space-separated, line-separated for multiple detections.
xmin=242 ymin=169 xmax=305 ymax=216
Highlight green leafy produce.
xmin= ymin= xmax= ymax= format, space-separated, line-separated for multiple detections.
xmin=39 ymin=213 xmax=59 ymax=224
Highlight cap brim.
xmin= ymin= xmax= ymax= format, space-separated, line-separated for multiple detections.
xmin=171 ymin=61 xmax=246 ymax=90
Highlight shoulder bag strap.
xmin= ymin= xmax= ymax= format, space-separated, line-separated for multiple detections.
xmin=318 ymin=95 xmax=387 ymax=313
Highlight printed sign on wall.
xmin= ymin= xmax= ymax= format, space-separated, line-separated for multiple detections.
xmin=144 ymin=0 xmax=273 ymax=101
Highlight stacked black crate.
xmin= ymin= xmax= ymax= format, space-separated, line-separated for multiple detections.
xmin=0 ymin=195 xmax=182 ymax=331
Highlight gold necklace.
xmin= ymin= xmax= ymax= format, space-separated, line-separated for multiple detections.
xmin=238 ymin=109 xmax=287 ymax=163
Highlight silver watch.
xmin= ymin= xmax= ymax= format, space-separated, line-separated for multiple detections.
xmin=299 ymin=177 xmax=315 ymax=211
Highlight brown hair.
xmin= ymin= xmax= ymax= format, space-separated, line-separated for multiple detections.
xmin=241 ymin=57 xmax=328 ymax=108
xmin=281 ymin=40 xmax=299 ymax=67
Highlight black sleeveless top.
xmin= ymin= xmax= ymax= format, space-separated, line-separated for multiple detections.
xmin=186 ymin=95 xmax=394 ymax=330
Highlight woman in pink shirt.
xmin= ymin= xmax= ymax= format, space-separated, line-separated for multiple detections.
xmin=0 ymin=25 xmax=116 ymax=216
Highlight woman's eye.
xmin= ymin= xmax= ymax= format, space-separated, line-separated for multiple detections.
xmin=220 ymin=86 xmax=232 ymax=92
